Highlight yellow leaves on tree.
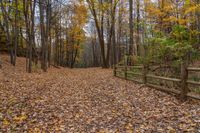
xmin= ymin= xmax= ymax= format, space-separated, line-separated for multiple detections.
xmin=73 ymin=4 xmax=88 ymax=27
xmin=184 ymin=4 xmax=200 ymax=15
xmin=69 ymin=1 xmax=87 ymax=46
xmin=144 ymin=0 xmax=199 ymax=30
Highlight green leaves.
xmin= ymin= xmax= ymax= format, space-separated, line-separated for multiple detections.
xmin=145 ymin=25 xmax=198 ymax=64
xmin=171 ymin=25 xmax=189 ymax=40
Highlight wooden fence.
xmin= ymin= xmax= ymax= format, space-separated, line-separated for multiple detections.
xmin=114 ymin=64 xmax=200 ymax=100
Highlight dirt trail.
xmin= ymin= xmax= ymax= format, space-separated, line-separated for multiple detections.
xmin=0 ymin=55 xmax=200 ymax=132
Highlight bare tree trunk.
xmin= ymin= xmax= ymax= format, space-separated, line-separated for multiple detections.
xmin=136 ymin=0 xmax=140 ymax=56
xmin=86 ymin=0 xmax=108 ymax=68
xmin=71 ymin=45 xmax=78 ymax=68
xmin=112 ymin=24 xmax=116 ymax=65
xmin=46 ymin=0 xmax=52 ymax=68
xmin=106 ymin=0 xmax=117 ymax=67
xmin=0 ymin=51 xmax=2 ymax=69
xmin=117 ymin=0 xmax=123 ymax=63
xmin=111 ymin=0 xmax=117 ymax=65
xmin=129 ymin=0 xmax=134 ymax=56
xmin=13 ymin=0 xmax=19 ymax=66
xmin=39 ymin=0 xmax=47 ymax=72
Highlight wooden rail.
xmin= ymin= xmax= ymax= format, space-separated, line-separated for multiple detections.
xmin=187 ymin=80 xmax=200 ymax=86
xmin=114 ymin=64 xmax=200 ymax=100
xmin=146 ymin=83 xmax=181 ymax=95
xmin=115 ymin=65 xmax=143 ymax=69
xmin=127 ymin=71 xmax=143 ymax=76
xmin=128 ymin=66 xmax=143 ymax=69
xmin=147 ymin=75 xmax=181 ymax=82
xmin=127 ymin=78 xmax=143 ymax=84
xmin=187 ymin=67 xmax=200 ymax=71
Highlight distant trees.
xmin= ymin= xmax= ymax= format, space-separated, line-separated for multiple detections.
xmin=86 ymin=0 xmax=119 ymax=68
xmin=52 ymin=1 xmax=88 ymax=68
xmin=0 ymin=0 xmax=88 ymax=72
xmin=0 ymin=0 xmax=199 ymax=71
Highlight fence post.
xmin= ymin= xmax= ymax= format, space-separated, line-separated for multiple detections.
xmin=180 ymin=59 xmax=189 ymax=100
xmin=143 ymin=64 xmax=147 ymax=84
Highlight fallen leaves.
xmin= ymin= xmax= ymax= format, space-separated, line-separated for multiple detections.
xmin=167 ymin=126 xmax=176 ymax=133
xmin=0 ymin=55 xmax=200 ymax=132
xmin=3 ymin=119 xmax=10 ymax=127
xmin=13 ymin=113 xmax=27 ymax=123
xmin=125 ymin=123 xmax=134 ymax=133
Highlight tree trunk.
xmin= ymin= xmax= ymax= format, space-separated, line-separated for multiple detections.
xmin=129 ymin=0 xmax=134 ymax=56
xmin=39 ymin=0 xmax=47 ymax=72
xmin=86 ymin=0 xmax=108 ymax=68
xmin=0 ymin=51 xmax=2 ymax=69
xmin=13 ymin=0 xmax=19 ymax=66
xmin=136 ymin=0 xmax=140 ymax=56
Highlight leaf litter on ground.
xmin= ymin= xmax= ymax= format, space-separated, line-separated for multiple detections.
xmin=0 ymin=55 xmax=200 ymax=132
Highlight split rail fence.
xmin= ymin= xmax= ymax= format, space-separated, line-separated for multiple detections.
xmin=114 ymin=64 xmax=200 ymax=100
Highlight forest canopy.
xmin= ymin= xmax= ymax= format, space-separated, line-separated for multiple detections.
xmin=0 ymin=0 xmax=199 ymax=71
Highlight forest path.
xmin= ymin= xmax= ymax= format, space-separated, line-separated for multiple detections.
xmin=0 ymin=55 xmax=200 ymax=132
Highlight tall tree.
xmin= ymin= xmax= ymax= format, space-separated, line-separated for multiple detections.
xmin=129 ymin=0 xmax=134 ymax=56
xmin=13 ymin=0 xmax=19 ymax=66
xmin=86 ymin=0 xmax=107 ymax=68
xmin=23 ymin=0 xmax=36 ymax=73
xmin=136 ymin=0 xmax=140 ymax=55
xmin=39 ymin=0 xmax=48 ymax=72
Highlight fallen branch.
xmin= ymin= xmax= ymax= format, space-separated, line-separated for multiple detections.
xmin=50 ymin=64 xmax=61 ymax=69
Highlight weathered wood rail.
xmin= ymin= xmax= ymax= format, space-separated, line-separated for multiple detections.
xmin=114 ymin=64 xmax=200 ymax=100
